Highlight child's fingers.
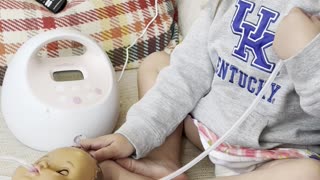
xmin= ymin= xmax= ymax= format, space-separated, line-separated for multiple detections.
xmin=80 ymin=136 xmax=112 ymax=150
xmin=91 ymin=146 xmax=117 ymax=162
xmin=79 ymin=134 xmax=134 ymax=162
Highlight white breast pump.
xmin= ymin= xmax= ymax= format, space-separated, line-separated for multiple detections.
xmin=1 ymin=29 xmax=119 ymax=152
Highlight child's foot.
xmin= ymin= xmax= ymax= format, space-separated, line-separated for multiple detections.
xmin=99 ymin=160 xmax=153 ymax=180
xmin=116 ymin=157 xmax=188 ymax=180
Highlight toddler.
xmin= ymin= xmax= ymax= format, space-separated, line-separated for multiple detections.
xmin=81 ymin=1 xmax=320 ymax=179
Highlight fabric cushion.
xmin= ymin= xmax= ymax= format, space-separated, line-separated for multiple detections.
xmin=176 ymin=0 xmax=208 ymax=36
xmin=0 ymin=0 xmax=179 ymax=84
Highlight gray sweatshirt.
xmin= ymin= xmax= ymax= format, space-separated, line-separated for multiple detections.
xmin=117 ymin=0 xmax=320 ymax=159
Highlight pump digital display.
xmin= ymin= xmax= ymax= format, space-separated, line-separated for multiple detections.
xmin=53 ymin=70 xmax=84 ymax=81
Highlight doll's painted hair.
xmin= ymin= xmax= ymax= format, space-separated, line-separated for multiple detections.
xmin=73 ymin=148 xmax=103 ymax=180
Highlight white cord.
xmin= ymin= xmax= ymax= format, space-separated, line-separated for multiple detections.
xmin=0 ymin=156 xmax=36 ymax=172
xmin=117 ymin=0 xmax=159 ymax=82
xmin=160 ymin=61 xmax=284 ymax=180
xmin=0 ymin=1 xmax=283 ymax=179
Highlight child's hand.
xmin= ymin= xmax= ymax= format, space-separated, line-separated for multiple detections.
xmin=273 ymin=7 xmax=320 ymax=60
xmin=80 ymin=133 xmax=135 ymax=162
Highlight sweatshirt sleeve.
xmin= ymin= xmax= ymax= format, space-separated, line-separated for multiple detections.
xmin=284 ymin=34 xmax=320 ymax=117
xmin=115 ymin=4 xmax=216 ymax=159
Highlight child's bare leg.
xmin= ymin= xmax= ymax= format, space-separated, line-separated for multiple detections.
xmin=137 ymin=51 xmax=171 ymax=99
xmin=116 ymin=123 xmax=186 ymax=180
xmin=99 ymin=160 xmax=153 ymax=180
xmin=214 ymin=158 xmax=320 ymax=180
xmin=184 ymin=115 xmax=204 ymax=151
xmin=117 ymin=51 xmax=187 ymax=180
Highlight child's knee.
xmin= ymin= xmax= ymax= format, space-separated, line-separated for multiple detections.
xmin=287 ymin=7 xmax=304 ymax=15
xmin=284 ymin=7 xmax=311 ymax=26
xmin=139 ymin=51 xmax=170 ymax=73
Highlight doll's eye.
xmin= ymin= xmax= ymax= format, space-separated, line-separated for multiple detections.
xmin=57 ymin=169 xmax=69 ymax=176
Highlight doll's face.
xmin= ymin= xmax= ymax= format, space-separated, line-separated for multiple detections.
xmin=12 ymin=147 xmax=101 ymax=180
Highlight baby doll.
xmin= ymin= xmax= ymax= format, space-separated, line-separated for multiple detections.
xmin=12 ymin=147 xmax=103 ymax=180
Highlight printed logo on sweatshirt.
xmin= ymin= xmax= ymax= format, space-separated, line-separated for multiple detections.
xmin=215 ymin=57 xmax=281 ymax=104
xmin=231 ymin=0 xmax=280 ymax=73
xmin=213 ymin=0 xmax=282 ymax=104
